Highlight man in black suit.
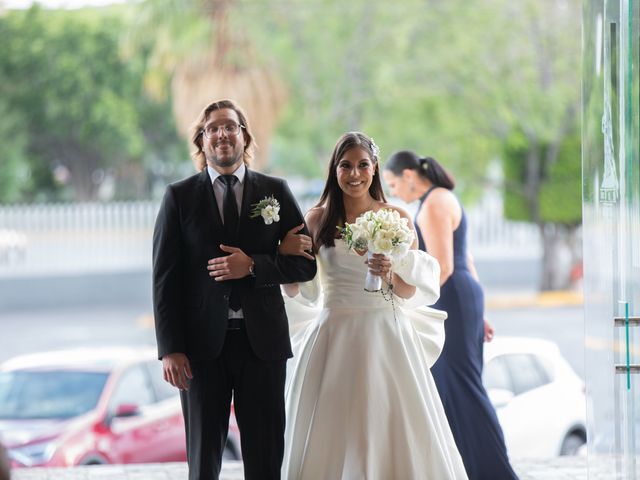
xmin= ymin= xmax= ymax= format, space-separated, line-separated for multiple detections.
xmin=152 ymin=99 xmax=316 ymax=480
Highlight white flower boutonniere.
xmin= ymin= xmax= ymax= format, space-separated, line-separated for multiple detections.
xmin=250 ymin=196 xmax=281 ymax=225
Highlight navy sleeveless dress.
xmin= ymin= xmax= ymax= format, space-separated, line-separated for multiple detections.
xmin=415 ymin=187 xmax=518 ymax=480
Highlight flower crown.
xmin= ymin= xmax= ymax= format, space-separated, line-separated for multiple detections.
xmin=369 ymin=137 xmax=380 ymax=160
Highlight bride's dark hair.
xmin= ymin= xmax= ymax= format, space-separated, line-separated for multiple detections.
xmin=313 ymin=132 xmax=387 ymax=250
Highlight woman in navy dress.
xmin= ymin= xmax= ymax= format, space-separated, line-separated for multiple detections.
xmin=383 ymin=151 xmax=518 ymax=480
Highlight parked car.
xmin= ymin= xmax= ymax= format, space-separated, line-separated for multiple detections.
xmin=0 ymin=347 xmax=241 ymax=467
xmin=483 ymin=336 xmax=586 ymax=458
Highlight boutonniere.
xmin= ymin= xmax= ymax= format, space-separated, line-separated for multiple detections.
xmin=250 ymin=196 xmax=281 ymax=225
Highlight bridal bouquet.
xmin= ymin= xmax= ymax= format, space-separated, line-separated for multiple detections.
xmin=341 ymin=209 xmax=414 ymax=291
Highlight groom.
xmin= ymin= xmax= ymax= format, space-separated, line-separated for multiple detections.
xmin=152 ymin=99 xmax=316 ymax=480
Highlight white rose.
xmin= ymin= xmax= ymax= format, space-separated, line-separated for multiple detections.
xmin=261 ymin=205 xmax=277 ymax=224
xmin=384 ymin=229 xmax=398 ymax=240
xmin=372 ymin=237 xmax=393 ymax=254
xmin=395 ymin=230 xmax=408 ymax=243
xmin=350 ymin=224 xmax=364 ymax=239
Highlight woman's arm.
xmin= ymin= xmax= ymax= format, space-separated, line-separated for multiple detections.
xmin=467 ymin=250 xmax=494 ymax=341
xmin=390 ymin=262 xmax=417 ymax=298
xmin=415 ymin=190 xmax=459 ymax=286
xmin=467 ymin=251 xmax=480 ymax=282
xmin=279 ymin=207 xmax=323 ymax=297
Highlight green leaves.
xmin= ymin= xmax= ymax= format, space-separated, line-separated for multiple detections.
xmin=0 ymin=6 xmax=185 ymax=202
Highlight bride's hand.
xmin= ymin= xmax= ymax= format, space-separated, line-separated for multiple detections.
xmin=282 ymin=283 xmax=300 ymax=298
xmin=483 ymin=319 xmax=494 ymax=342
xmin=278 ymin=223 xmax=314 ymax=260
xmin=365 ymin=253 xmax=392 ymax=278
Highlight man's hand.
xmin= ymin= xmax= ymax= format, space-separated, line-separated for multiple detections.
xmin=278 ymin=223 xmax=314 ymax=260
xmin=162 ymin=353 xmax=193 ymax=390
xmin=484 ymin=319 xmax=495 ymax=342
xmin=207 ymin=245 xmax=253 ymax=281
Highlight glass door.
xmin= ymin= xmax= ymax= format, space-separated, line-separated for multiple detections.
xmin=583 ymin=0 xmax=640 ymax=477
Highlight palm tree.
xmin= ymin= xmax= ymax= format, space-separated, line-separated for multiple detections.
xmin=128 ymin=0 xmax=286 ymax=170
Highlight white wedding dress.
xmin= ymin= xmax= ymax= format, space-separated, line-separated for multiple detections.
xmin=282 ymin=240 xmax=468 ymax=480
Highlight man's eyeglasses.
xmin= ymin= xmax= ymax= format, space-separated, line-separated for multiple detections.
xmin=201 ymin=122 xmax=245 ymax=139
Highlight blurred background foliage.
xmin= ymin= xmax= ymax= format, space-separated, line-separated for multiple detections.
xmin=0 ymin=0 xmax=581 ymax=288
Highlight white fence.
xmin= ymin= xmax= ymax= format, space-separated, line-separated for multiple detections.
xmin=0 ymin=195 xmax=541 ymax=277
xmin=465 ymin=192 xmax=542 ymax=259
xmin=0 ymin=202 xmax=157 ymax=277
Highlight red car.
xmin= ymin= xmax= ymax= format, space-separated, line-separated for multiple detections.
xmin=0 ymin=347 xmax=241 ymax=467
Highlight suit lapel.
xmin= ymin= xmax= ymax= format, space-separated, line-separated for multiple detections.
xmin=238 ymin=168 xmax=259 ymax=242
xmin=197 ymin=169 xmax=224 ymax=236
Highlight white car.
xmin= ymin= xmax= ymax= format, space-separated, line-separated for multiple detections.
xmin=483 ymin=336 xmax=586 ymax=458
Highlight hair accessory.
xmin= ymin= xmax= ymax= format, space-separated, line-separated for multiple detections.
xmin=369 ymin=137 xmax=380 ymax=160
xmin=421 ymin=158 xmax=429 ymax=170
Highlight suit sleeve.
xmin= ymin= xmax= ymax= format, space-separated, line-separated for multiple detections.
xmin=152 ymin=186 xmax=186 ymax=359
xmin=252 ymin=180 xmax=318 ymax=286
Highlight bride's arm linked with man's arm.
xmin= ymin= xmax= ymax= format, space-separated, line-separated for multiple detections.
xmin=277 ymin=223 xmax=320 ymax=302
xmin=278 ymin=209 xmax=322 ymax=305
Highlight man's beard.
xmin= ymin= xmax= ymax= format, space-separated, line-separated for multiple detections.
xmin=206 ymin=148 xmax=243 ymax=168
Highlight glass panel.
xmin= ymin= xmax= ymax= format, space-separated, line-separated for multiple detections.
xmin=583 ymin=0 xmax=640 ymax=477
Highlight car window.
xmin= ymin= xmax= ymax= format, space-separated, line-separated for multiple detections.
xmin=504 ymin=353 xmax=551 ymax=395
xmin=0 ymin=371 xmax=108 ymax=419
xmin=535 ymin=355 xmax=556 ymax=382
xmin=109 ymin=365 xmax=154 ymax=411
xmin=145 ymin=361 xmax=179 ymax=402
xmin=483 ymin=356 xmax=513 ymax=392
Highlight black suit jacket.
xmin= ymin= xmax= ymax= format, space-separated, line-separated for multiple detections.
xmin=152 ymin=167 xmax=317 ymax=362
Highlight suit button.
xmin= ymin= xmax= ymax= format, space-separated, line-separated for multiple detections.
xmin=223 ymin=294 xmax=229 ymax=300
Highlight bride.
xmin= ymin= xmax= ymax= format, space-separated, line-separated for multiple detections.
xmin=278 ymin=132 xmax=468 ymax=479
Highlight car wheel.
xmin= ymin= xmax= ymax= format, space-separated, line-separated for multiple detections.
xmin=79 ymin=454 xmax=109 ymax=465
xmin=560 ymin=432 xmax=586 ymax=455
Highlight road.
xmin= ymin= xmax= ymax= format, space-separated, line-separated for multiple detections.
xmin=0 ymin=303 xmax=156 ymax=364
xmin=488 ymin=304 xmax=585 ymax=378
xmin=1 ymin=301 xmax=585 ymax=379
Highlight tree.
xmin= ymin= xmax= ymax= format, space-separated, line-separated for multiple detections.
xmin=495 ymin=0 xmax=582 ymax=290
xmin=0 ymin=99 xmax=30 ymax=203
xmin=0 ymin=6 xmax=186 ymax=202
xmin=503 ymin=127 xmax=581 ymax=289
xmin=408 ymin=0 xmax=581 ymax=289
xmin=129 ymin=0 xmax=287 ymax=171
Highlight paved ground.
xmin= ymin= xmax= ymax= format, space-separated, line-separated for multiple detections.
xmin=9 ymin=456 xmax=611 ymax=480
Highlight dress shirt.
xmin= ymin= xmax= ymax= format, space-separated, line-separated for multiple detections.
xmin=207 ymin=163 xmax=246 ymax=319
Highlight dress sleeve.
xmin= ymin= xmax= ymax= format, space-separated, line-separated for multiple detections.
xmin=297 ymin=274 xmax=322 ymax=307
xmin=402 ymin=306 xmax=447 ymax=367
xmin=393 ymin=249 xmax=441 ymax=309
xmin=393 ymin=250 xmax=448 ymax=367
xmin=283 ymin=273 xmax=323 ymax=338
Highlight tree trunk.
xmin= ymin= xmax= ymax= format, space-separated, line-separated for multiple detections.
xmin=539 ymin=222 xmax=575 ymax=291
